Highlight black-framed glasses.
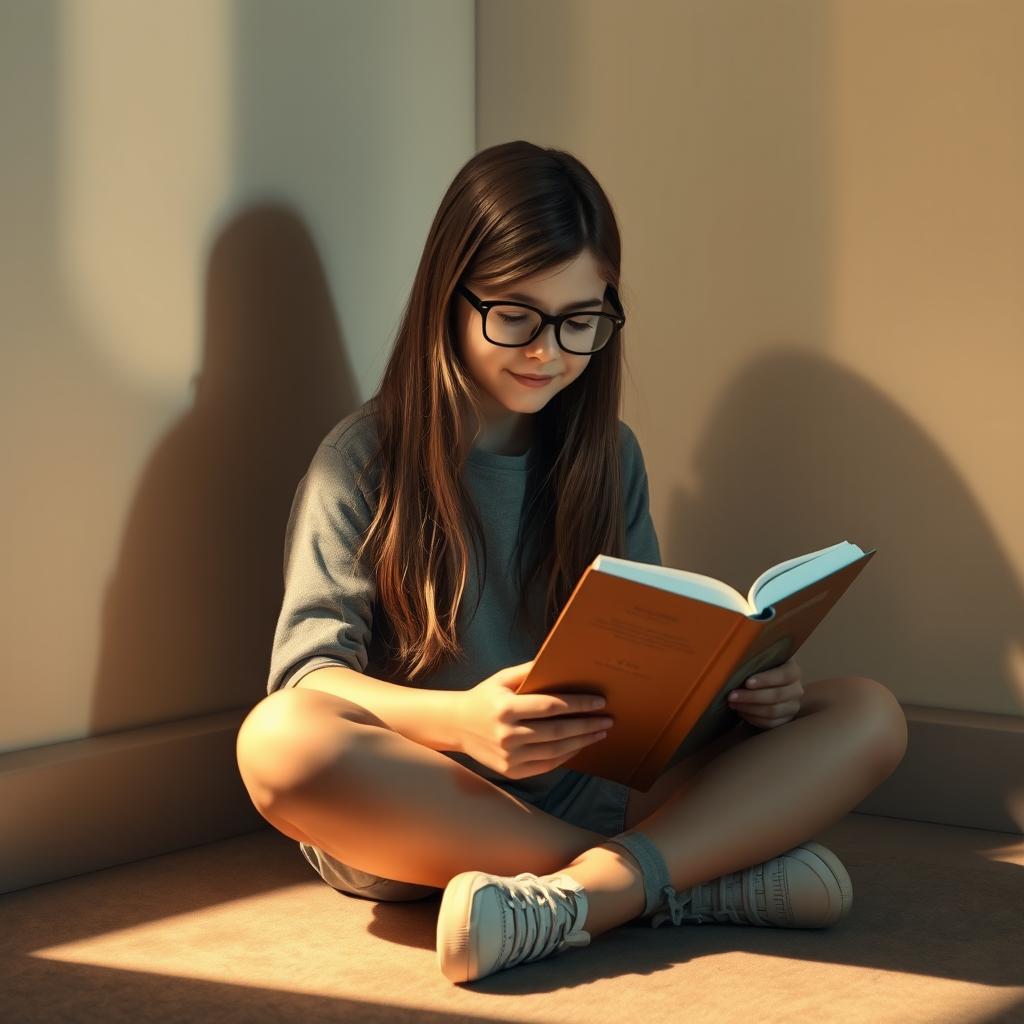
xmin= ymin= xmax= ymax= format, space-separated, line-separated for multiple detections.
xmin=455 ymin=281 xmax=625 ymax=355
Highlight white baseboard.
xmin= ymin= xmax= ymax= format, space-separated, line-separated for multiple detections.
xmin=2 ymin=701 xmax=1021 ymax=895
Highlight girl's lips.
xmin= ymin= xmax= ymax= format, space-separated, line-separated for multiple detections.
xmin=509 ymin=371 xmax=555 ymax=385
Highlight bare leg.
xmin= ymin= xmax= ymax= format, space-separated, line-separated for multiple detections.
xmin=563 ymin=677 xmax=908 ymax=937
xmin=237 ymin=686 xmax=611 ymax=888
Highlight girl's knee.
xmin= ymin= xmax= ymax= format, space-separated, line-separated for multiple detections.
xmin=837 ymin=677 xmax=907 ymax=767
xmin=843 ymin=677 xmax=907 ymax=757
xmin=235 ymin=687 xmax=365 ymax=809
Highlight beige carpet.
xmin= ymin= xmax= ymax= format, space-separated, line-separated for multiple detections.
xmin=3 ymin=811 xmax=1022 ymax=1023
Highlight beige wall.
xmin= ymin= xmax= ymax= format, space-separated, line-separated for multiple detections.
xmin=3 ymin=0 xmax=1020 ymax=768
xmin=0 ymin=0 xmax=474 ymax=755
xmin=478 ymin=0 xmax=1024 ymax=718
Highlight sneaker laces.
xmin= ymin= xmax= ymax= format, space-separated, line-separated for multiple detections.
xmin=499 ymin=872 xmax=591 ymax=968
xmin=651 ymin=866 xmax=760 ymax=928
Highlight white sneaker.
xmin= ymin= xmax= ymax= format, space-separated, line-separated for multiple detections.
xmin=436 ymin=869 xmax=592 ymax=983
xmin=649 ymin=840 xmax=853 ymax=929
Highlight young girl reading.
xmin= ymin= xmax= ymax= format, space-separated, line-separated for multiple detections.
xmin=236 ymin=141 xmax=908 ymax=986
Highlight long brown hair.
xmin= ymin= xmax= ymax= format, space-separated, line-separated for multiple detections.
xmin=355 ymin=140 xmax=631 ymax=682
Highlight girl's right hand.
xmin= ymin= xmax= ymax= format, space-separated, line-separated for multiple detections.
xmin=453 ymin=660 xmax=613 ymax=780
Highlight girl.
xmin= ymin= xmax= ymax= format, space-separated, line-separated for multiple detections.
xmin=236 ymin=141 xmax=908 ymax=986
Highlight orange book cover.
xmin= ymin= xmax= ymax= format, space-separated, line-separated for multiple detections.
xmin=514 ymin=541 xmax=877 ymax=792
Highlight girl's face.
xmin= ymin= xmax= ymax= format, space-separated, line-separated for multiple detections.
xmin=455 ymin=249 xmax=607 ymax=455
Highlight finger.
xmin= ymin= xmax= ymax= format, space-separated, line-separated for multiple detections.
xmin=736 ymin=708 xmax=791 ymax=729
xmin=736 ymin=701 xmax=801 ymax=724
xmin=731 ymin=685 xmax=779 ymax=707
xmin=511 ymin=737 xmax=601 ymax=778
xmin=731 ymin=681 xmax=802 ymax=706
xmin=740 ymin=693 xmax=799 ymax=715
xmin=514 ymin=691 xmax=606 ymax=720
xmin=747 ymin=667 xmax=784 ymax=689
xmin=512 ymin=714 xmax=613 ymax=743
xmin=520 ymin=726 xmax=608 ymax=762
xmin=748 ymin=659 xmax=799 ymax=688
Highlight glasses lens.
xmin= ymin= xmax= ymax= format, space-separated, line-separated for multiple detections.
xmin=486 ymin=305 xmax=542 ymax=345
xmin=485 ymin=305 xmax=617 ymax=353
xmin=560 ymin=311 xmax=616 ymax=353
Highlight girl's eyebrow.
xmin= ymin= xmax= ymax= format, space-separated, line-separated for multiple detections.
xmin=498 ymin=291 xmax=604 ymax=313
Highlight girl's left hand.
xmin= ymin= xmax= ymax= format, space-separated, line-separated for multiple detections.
xmin=728 ymin=657 xmax=804 ymax=729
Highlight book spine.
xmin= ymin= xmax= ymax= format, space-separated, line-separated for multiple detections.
xmin=627 ymin=615 xmax=766 ymax=791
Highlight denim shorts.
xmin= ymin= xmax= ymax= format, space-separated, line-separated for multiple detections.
xmin=297 ymin=769 xmax=632 ymax=902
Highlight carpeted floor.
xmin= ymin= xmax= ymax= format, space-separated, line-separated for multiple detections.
xmin=3 ymin=811 xmax=1022 ymax=1023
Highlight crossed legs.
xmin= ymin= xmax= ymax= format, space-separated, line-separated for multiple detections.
xmin=237 ymin=676 xmax=907 ymax=936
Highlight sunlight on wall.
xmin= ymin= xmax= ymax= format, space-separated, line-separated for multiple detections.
xmin=59 ymin=0 xmax=231 ymax=390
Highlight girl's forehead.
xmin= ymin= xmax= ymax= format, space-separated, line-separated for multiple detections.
xmin=470 ymin=269 xmax=608 ymax=296
xmin=469 ymin=250 xmax=603 ymax=290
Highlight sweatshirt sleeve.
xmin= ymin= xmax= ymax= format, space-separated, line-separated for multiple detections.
xmin=265 ymin=439 xmax=378 ymax=695
xmin=620 ymin=421 xmax=662 ymax=567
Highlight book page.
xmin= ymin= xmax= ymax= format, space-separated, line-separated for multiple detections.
xmin=749 ymin=541 xmax=865 ymax=611
xmin=592 ymin=555 xmax=749 ymax=612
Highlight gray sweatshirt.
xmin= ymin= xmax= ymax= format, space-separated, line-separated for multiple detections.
xmin=265 ymin=400 xmax=662 ymax=801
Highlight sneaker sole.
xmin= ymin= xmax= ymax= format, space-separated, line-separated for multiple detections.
xmin=436 ymin=871 xmax=482 ymax=983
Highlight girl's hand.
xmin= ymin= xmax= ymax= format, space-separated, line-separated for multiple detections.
xmin=727 ymin=657 xmax=804 ymax=729
xmin=454 ymin=660 xmax=612 ymax=780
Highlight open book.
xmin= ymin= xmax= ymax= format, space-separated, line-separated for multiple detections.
xmin=514 ymin=540 xmax=877 ymax=791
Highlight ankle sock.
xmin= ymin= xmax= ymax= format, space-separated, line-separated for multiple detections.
xmin=602 ymin=828 xmax=673 ymax=918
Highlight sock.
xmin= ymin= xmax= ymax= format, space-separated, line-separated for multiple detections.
xmin=601 ymin=828 xmax=673 ymax=918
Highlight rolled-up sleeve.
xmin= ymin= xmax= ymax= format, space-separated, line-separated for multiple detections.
xmin=266 ymin=440 xmax=377 ymax=695
xmin=620 ymin=422 xmax=662 ymax=567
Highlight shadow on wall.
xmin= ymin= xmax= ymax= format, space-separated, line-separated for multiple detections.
xmin=91 ymin=203 xmax=359 ymax=732
xmin=660 ymin=347 xmax=1024 ymax=727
